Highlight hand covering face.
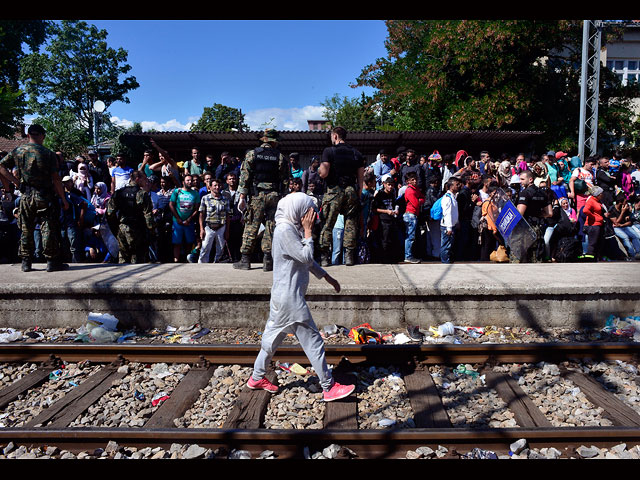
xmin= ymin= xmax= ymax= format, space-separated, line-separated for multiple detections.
xmin=274 ymin=192 xmax=317 ymax=238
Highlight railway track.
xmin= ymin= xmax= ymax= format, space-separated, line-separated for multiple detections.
xmin=1 ymin=342 xmax=640 ymax=459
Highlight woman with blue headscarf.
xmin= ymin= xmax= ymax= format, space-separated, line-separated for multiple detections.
xmin=247 ymin=192 xmax=356 ymax=402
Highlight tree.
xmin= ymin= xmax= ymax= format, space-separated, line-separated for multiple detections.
xmin=20 ymin=20 xmax=139 ymax=143
xmin=354 ymin=21 xmax=579 ymax=136
xmin=191 ymin=103 xmax=248 ymax=132
xmin=0 ymin=20 xmax=49 ymax=138
xmin=321 ymin=93 xmax=385 ymax=131
xmin=355 ymin=21 xmax=581 ymax=130
xmin=355 ymin=20 xmax=640 ymax=152
xmin=33 ymin=108 xmax=91 ymax=156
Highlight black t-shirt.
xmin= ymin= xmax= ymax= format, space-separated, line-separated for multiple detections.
xmin=321 ymin=143 xmax=365 ymax=188
xmin=517 ymin=184 xmax=549 ymax=219
xmin=372 ymin=189 xmax=397 ymax=222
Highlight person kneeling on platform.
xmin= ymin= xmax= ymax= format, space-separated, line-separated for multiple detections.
xmin=247 ymin=192 xmax=355 ymax=402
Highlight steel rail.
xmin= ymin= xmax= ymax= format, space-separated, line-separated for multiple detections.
xmin=0 ymin=342 xmax=638 ymax=365
xmin=1 ymin=426 xmax=640 ymax=459
xmin=1 ymin=342 xmax=639 ymax=459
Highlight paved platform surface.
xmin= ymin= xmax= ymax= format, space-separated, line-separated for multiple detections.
xmin=0 ymin=262 xmax=638 ymax=331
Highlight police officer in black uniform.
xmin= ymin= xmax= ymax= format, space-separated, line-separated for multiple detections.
xmin=515 ymin=170 xmax=552 ymax=263
xmin=317 ymin=126 xmax=365 ymax=266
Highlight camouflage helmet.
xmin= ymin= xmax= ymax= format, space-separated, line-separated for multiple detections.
xmin=261 ymin=128 xmax=280 ymax=143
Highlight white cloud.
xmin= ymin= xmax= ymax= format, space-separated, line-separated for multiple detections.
xmin=244 ymin=105 xmax=326 ymax=131
xmin=110 ymin=106 xmax=326 ymax=133
xmin=110 ymin=116 xmax=193 ymax=132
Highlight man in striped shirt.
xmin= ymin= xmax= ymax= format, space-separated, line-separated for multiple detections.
xmin=198 ymin=177 xmax=231 ymax=263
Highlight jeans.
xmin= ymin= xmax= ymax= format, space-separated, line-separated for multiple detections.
xmin=332 ymin=227 xmax=345 ymax=265
xmin=403 ymin=213 xmax=418 ymax=260
xmin=614 ymin=226 xmax=640 ymax=257
xmin=62 ymin=225 xmax=83 ymax=263
xmin=440 ymin=226 xmax=455 ymax=263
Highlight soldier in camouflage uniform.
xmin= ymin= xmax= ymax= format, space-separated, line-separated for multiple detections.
xmin=318 ymin=126 xmax=365 ymax=266
xmin=233 ymin=129 xmax=290 ymax=271
xmin=106 ymin=170 xmax=156 ymax=264
xmin=0 ymin=125 xmax=69 ymax=272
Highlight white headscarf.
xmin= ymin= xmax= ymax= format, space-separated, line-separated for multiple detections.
xmin=275 ymin=192 xmax=317 ymax=238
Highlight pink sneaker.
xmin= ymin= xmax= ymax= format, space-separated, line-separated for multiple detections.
xmin=323 ymin=382 xmax=355 ymax=402
xmin=247 ymin=376 xmax=279 ymax=393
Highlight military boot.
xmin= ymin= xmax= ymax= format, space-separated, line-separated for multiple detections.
xmin=46 ymin=260 xmax=69 ymax=272
xmin=263 ymin=252 xmax=273 ymax=272
xmin=320 ymin=251 xmax=331 ymax=267
xmin=233 ymin=254 xmax=251 ymax=270
xmin=344 ymin=249 xmax=356 ymax=266
xmin=21 ymin=257 xmax=32 ymax=272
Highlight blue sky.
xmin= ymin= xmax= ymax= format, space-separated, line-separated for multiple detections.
xmin=82 ymin=20 xmax=390 ymax=132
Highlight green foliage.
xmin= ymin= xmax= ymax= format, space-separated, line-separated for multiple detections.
xmin=354 ymin=20 xmax=640 ymax=152
xmin=354 ymin=20 xmax=595 ymax=147
xmin=597 ymin=67 xmax=640 ymax=153
xmin=190 ymin=103 xmax=248 ymax=132
xmin=0 ymin=20 xmax=49 ymax=138
xmin=19 ymin=20 xmax=139 ymax=143
xmin=34 ymin=108 xmax=91 ymax=157
xmin=321 ymin=93 xmax=384 ymax=131
xmin=0 ymin=84 xmax=26 ymax=139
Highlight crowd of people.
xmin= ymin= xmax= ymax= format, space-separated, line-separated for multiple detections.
xmin=2 ymin=124 xmax=640 ymax=270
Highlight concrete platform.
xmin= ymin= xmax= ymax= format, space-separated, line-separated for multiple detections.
xmin=0 ymin=262 xmax=638 ymax=332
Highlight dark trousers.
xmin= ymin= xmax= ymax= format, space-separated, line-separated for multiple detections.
xmin=227 ymin=219 xmax=243 ymax=262
xmin=379 ymin=219 xmax=399 ymax=263
xmin=584 ymin=224 xmax=604 ymax=258
xmin=479 ymin=228 xmax=496 ymax=261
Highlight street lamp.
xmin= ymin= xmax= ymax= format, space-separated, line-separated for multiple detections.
xmin=93 ymin=100 xmax=106 ymax=152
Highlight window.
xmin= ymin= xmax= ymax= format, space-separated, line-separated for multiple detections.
xmin=607 ymin=58 xmax=640 ymax=86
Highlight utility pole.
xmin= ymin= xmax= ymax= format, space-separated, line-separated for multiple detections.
xmin=578 ymin=20 xmax=603 ymax=161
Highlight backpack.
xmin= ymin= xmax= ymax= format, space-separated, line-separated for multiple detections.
xmin=554 ymin=236 xmax=582 ymax=263
xmin=430 ymin=193 xmax=449 ymax=221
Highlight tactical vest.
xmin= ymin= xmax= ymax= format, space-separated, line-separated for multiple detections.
xmin=115 ymin=184 xmax=140 ymax=225
xmin=329 ymin=145 xmax=360 ymax=188
xmin=252 ymin=146 xmax=281 ymax=191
